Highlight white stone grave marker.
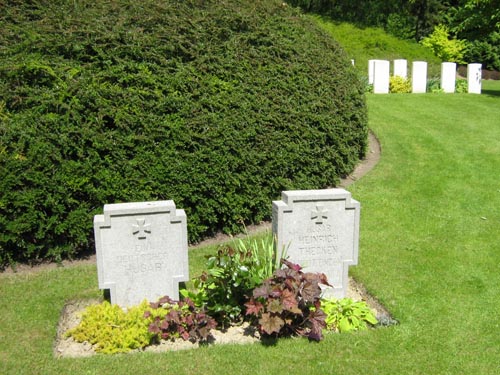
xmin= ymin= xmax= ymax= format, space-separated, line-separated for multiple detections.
xmin=468 ymin=63 xmax=482 ymax=94
xmin=393 ymin=59 xmax=408 ymax=78
xmin=272 ymin=189 xmax=360 ymax=298
xmin=441 ymin=62 xmax=457 ymax=93
xmin=412 ymin=61 xmax=427 ymax=93
xmin=94 ymin=200 xmax=189 ymax=307
xmin=373 ymin=60 xmax=390 ymax=94
xmin=368 ymin=59 xmax=381 ymax=84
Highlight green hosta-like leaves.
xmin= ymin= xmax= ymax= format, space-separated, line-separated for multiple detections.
xmin=321 ymin=298 xmax=378 ymax=333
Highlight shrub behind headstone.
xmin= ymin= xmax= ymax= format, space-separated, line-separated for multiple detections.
xmin=0 ymin=0 xmax=368 ymax=267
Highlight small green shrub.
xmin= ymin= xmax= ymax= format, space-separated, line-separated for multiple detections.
xmin=146 ymin=296 xmax=216 ymax=342
xmin=321 ymin=298 xmax=378 ymax=333
xmin=65 ymin=300 xmax=159 ymax=354
xmin=427 ymin=77 xmax=443 ymax=93
xmin=181 ymin=234 xmax=280 ymax=328
xmin=245 ymin=260 xmax=328 ymax=341
xmin=389 ymin=76 xmax=411 ymax=93
xmin=455 ymin=79 xmax=468 ymax=93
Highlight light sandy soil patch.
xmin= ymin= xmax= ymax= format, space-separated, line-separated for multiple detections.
xmin=54 ymin=276 xmax=394 ymax=358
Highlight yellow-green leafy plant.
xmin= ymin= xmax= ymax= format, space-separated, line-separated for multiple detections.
xmin=420 ymin=25 xmax=467 ymax=64
xmin=389 ymin=76 xmax=411 ymax=93
xmin=455 ymin=79 xmax=468 ymax=93
xmin=321 ymin=298 xmax=378 ymax=333
xmin=65 ymin=300 xmax=165 ymax=354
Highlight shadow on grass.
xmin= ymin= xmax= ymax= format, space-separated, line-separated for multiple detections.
xmin=482 ymin=89 xmax=500 ymax=98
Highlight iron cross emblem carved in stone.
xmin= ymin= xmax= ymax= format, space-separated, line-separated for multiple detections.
xmin=132 ymin=218 xmax=151 ymax=239
xmin=311 ymin=204 xmax=328 ymax=224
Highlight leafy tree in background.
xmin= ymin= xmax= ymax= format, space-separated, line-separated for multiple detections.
xmin=409 ymin=0 xmax=447 ymax=40
xmin=287 ymin=0 xmax=446 ymax=40
xmin=446 ymin=0 xmax=500 ymax=69
xmin=288 ymin=0 xmax=500 ymax=69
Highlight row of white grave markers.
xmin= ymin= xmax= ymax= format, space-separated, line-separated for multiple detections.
xmin=94 ymin=189 xmax=360 ymax=307
xmin=367 ymin=59 xmax=482 ymax=94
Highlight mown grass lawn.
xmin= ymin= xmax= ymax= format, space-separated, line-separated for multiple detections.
xmin=1 ymin=82 xmax=500 ymax=374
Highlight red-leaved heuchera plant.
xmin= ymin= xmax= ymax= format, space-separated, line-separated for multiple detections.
xmin=245 ymin=259 xmax=329 ymax=341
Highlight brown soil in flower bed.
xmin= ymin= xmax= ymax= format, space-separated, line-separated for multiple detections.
xmin=53 ymin=276 xmax=393 ymax=358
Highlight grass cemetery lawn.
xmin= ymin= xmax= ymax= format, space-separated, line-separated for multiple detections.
xmin=1 ymin=81 xmax=499 ymax=374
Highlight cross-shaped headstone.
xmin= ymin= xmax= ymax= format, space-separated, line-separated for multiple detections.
xmin=94 ymin=201 xmax=189 ymax=307
xmin=273 ymin=189 xmax=360 ymax=298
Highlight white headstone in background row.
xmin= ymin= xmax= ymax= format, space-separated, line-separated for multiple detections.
xmin=368 ymin=59 xmax=380 ymax=85
xmin=468 ymin=63 xmax=482 ymax=94
xmin=393 ymin=59 xmax=408 ymax=79
xmin=441 ymin=62 xmax=457 ymax=93
xmin=412 ymin=61 xmax=427 ymax=93
xmin=272 ymin=189 xmax=360 ymax=298
xmin=94 ymin=200 xmax=189 ymax=307
xmin=373 ymin=60 xmax=390 ymax=94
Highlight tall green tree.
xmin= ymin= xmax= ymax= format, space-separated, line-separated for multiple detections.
xmin=447 ymin=0 xmax=500 ymax=69
xmin=409 ymin=0 xmax=447 ymax=40
xmin=447 ymin=0 xmax=500 ymax=38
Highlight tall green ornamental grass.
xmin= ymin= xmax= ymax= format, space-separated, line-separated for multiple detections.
xmin=0 ymin=0 xmax=367 ymax=267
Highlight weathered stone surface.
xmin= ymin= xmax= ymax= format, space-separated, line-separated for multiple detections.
xmin=94 ymin=200 xmax=189 ymax=307
xmin=272 ymin=189 xmax=360 ymax=298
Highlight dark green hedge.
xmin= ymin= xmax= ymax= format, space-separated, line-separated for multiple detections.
xmin=0 ymin=0 xmax=368 ymax=267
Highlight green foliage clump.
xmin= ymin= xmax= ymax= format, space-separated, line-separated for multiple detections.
xmin=0 ymin=0 xmax=368 ymax=268
xmin=465 ymin=32 xmax=500 ymax=71
xmin=182 ymin=234 xmax=280 ymax=327
xmin=65 ymin=300 xmax=160 ymax=354
xmin=245 ymin=260 xmax=328 ymax=341
xmin=321 ymin=298 xmax=378 ymax=333
xmin=312 ymin=18 xmax=442 ymax=78
xmin=427 ymin=77 xmax=443 ymax=93
xmin=389 ymin=76 xmax=412 ymax=93
xmin=455 ymin=79 xmax=468 ymax=93
xmin=421 ymin=25 xmax=468 ymax=64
